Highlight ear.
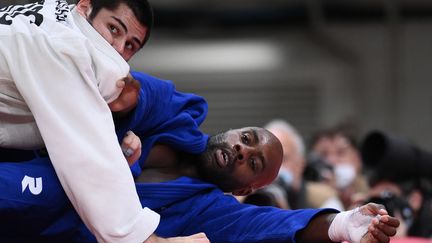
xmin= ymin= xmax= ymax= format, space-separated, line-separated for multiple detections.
xmin=232 ymin=187 xmax=253 ymax=196
xmin=75 ymin=0 xmax=93 ymax=18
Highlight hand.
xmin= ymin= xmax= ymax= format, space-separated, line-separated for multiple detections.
xmin=121 ymin=130 xmax=142 ymax=166
xmin=360 ymin=203 xmax=400 ymax=243
xmin=108 ymin=74 xmax=140 ymax=114
xmin=328 ymin=203 xmax=399 ymax=243
xmin=144 ymin=233 xmax=210 ymax=243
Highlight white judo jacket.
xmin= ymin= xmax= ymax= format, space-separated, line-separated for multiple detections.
xmin=0 ymin=0 xmax=159 ymax=242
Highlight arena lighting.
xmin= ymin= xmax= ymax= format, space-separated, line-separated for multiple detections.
xmin=130 ymin=40 xmax=283 ymax=73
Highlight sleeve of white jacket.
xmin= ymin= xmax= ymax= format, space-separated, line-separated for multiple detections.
xmin=2 ymin=27 xmax=159 ymax=243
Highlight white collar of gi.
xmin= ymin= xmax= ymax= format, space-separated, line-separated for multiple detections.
xmin=70 ymin=6 xmax=126 ymax=63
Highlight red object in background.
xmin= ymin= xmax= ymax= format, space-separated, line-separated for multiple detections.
xmin=391 ymin=237 xmax=432 ymax=243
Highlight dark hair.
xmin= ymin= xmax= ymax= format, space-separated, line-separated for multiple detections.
xmin=87 ymin=0 xmax=154 ymax=46
xmin=309 ymin=123 xmax=359 ymax=151
xmin=361 ymin=130 xmax=432 ymax=184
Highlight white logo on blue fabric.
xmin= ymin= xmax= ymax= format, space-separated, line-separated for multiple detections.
xmin=21 ymin=175 xmax=43 ymax=195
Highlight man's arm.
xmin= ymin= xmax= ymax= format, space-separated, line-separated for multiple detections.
xmin=160 ymin=185 xmax=398 ymax=243
xmin=1 ymin=16 xmax=158 ymax=243
xmin=145 ymin=233 xmax=209 ymax=243
xmin=295 ymin=213 xmax=335 ymax=243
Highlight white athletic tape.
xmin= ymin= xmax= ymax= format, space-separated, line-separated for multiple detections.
xmin=328 ymin=207 xmax=375 ymax=243
xmin=122 ymin=147 xmax=134 ymax=157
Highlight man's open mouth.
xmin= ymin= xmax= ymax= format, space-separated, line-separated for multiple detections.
xmin=215 ymin=148 xmax=231 ymax=168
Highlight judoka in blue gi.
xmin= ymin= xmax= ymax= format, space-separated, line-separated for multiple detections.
xmin=0 ymin=72 xmax=399 ymax=242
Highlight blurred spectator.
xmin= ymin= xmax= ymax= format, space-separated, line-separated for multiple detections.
xmin=366 ymin=183 xmax=415 ymax=238
xmin=309 ymin=123 xmax=369 ymax=209
xmin=242 ymin=119 xmax=343 ymax=211
xmin=361 ymin=130 xmax=432 ymax=239
xmin=364 ymin=178 xmax=432 ymax=240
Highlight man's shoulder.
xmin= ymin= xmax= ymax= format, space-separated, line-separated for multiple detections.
xmin=0 ymin=0 xmax=76 ymax=35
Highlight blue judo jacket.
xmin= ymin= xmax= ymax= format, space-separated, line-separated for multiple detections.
xmin=0 ymin=160 xmax=332 ymax=243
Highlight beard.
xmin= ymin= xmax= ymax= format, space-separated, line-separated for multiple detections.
xmin=195 ymin=132 xmax=240 ymax=192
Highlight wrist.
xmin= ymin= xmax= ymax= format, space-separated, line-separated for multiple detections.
xmin=144 ymin=234 xmax=161 ymax=243
xmin=328 ymin=209 xmax=352 ymax=242
xmin=328 ymin=207 xmax=373 ymax=243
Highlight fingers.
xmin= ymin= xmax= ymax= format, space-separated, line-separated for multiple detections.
xmin=360 ymin=231 xmax=380 ymax=243
xmin=375 ymin=215 xmax=399 ymax=236
xmin=116 ymin=79 xmax=126 ymax=88
xmin=124 ymin=75 xmax=141 ymax=90
xmin=144 ymin=233 xmax=210 ymax=243
xmin=361 ymin=203 xmax=386 ymax=216
xmin=358 ymin=203 xmax=400 ymax=243
xmin=166 ymin=233 xmax=210 ymax=243
xmin=123 ymin=131 xmax=138 ymax=147
xmin=188 ymin=232 xmax=209 ymax=241
xmin=367 ymin=221 xmax=391 ymax=243
xmin=363 ymin=214 xmax=399 ymax=243
xmin=377 ymin=208 xmax=388 ymax=216
xmin=109 ymin=76 xmax=140 ymax=113
xmin=121 ymin=131 xmax=142 ymax=166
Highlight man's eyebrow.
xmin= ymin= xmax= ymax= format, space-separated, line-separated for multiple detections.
xmin=250 ymin=129 xmax=259 ymax=144
xmin=112 ymin=16 xmax=128 ymax=33
xmin=112 ymin=16 xmax=144 ymax=47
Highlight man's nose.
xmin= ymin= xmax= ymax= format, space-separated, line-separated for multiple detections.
xmin=233 ymin=144 xmax=253 ymax=164
xmin=112 ymin=40 xmax=125 ymax=56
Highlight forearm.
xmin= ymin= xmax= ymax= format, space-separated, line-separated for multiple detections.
xmin=295 ymin=212 xmax=336 ymax=243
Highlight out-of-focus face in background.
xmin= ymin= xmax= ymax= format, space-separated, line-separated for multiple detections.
xmin=312 ymin=133 xmax=362 ymax=189
xmin=366 ymin=181 xmax=414 ymax=238
xmin=267 ymin=126 xmax=305 ymax=191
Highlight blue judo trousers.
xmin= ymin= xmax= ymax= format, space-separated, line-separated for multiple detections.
xmin=0 ymin=72 xmax=333 ymax=242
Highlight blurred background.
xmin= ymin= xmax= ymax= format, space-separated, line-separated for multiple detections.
xmin=3 ymin=0 xmax=432 ymax=150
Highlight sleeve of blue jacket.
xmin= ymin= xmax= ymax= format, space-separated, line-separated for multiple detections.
xmin=116 ymin=71 xmax=209 ymax=177
xmin=136 ymin=177 xmax=339 ymax=243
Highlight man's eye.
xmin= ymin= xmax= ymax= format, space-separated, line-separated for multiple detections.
xmin=241 ymin=133 xmax=250 ymax=145
xmin=125 ymin=42 xmax=133 ymax=50
xmin=109 ymin=25 xmax=118 ymax=34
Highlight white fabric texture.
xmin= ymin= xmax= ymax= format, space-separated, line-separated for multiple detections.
xmin=0 ymin=1 xmax=159 ymax=242
xmin=328 ymin=207 xmax=374 ymax=243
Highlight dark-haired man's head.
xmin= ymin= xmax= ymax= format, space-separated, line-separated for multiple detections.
xmin=76 ymin=0 xmax=153 ymax=61
xmin=196 ymin=127 xmax=283 ymax=196
xmin=310 ymin=126 xmax=362 ymax=189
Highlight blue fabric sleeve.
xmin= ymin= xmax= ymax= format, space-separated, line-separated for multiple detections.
xmin=117 ymin=71 xmax=209 ymax=176
xmin=136 ymin=178 xmax=339 ymax=243
xmin=183 ymin=196 xmax=335 ymax=243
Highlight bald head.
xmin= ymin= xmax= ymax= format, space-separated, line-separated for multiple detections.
xmin=265 ymin=119 xmax=306 ymax=189
xmin=197 ymin=127 xmax=283 ymax=196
